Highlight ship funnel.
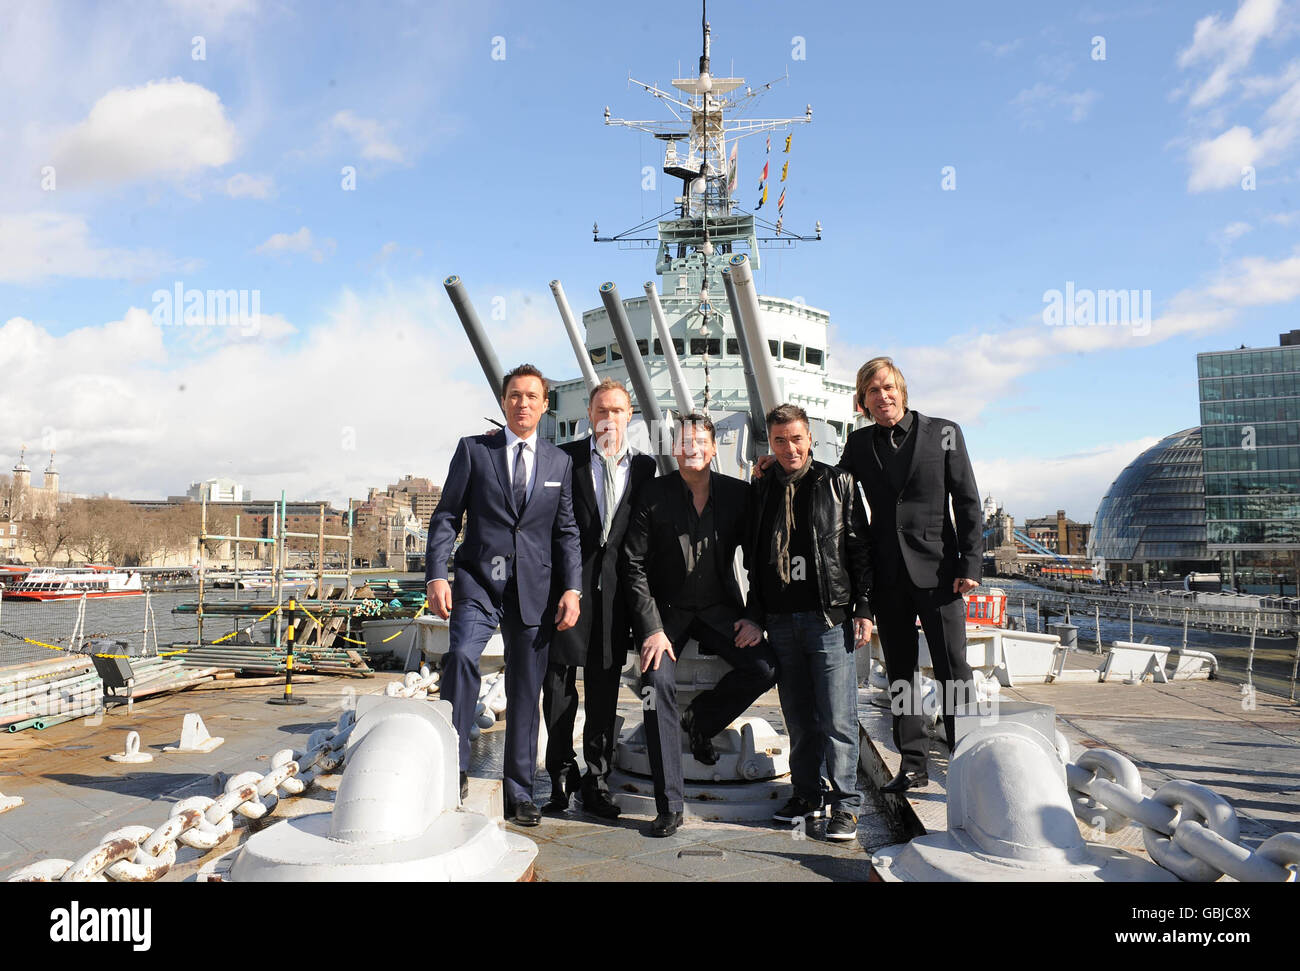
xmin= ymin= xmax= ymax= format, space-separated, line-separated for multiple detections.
xmin=599 ymin=282 xmax=675 ymax=473
xmin=443 ymin=274 xmax=506 ymax=412
xmin=721 ymin=263 xmax=769 ymax=449
xmin=550 ymin=280 xmax=600 ymax=394
xmin=643 ymin=281 xmax=695 ymax=416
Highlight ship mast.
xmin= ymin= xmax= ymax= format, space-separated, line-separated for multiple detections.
xmin=598 ymin=0 xmax=819 ymax=272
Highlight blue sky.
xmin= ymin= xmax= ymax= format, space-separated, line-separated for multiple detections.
xmin=2 ymin=0 xmax=1298 ymax=520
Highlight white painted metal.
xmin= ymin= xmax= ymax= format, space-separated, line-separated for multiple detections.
xmin=107 ymin=730 xmax=154 ymax=764
xmin=229 ymin=696 xmax=536 ymax=881
xmin=162 ymin=713 xmax=224 ymax=753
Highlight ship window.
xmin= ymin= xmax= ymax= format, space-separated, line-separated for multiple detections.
xmin=589 ymin=346 xmax=607 ymax=366
xmin=675 ymin=338 xmax=684 ymax=356
xmin=768 ymin=340 xmax=779 ymax=358
xmin=805 ymin=347 xmax=823 ymax=366
xmin=828 ymin=420 xmax=844 ymax=437
xmin=783 ymin=342 xmax=801 ymax=362
xmin=610 ymin=342 xmax=622 ymax=361
xmin=636 ymin=339 xmax=649 ymax=356
xmin=691 ymin=339 xmax=720 ymax=356
xmin=726 ymin=338 xmax=739 ymax=356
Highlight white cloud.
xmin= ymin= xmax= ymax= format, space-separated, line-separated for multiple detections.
xmin=829 ymin=245 xmax=1300 ymax=431
xmin=1178 ymin=0 xmax=1282 ymax=107
xmin=1203 ymin=244 xmax=1300 ymax=304
xmin=51 ymin=78 xmax=237 ymax=186
xmin=1265 ymin=208 xmax=1300 ymax=223
xmin=981 ymin=38 xmax=1023 ymax=58
xmin=1178 ymin=2 xmax=1300 ymax=191
xmin=0 ymin=282 xmax=571 ymax=506
xmin=224 ymin=172 xmax=275 ymax=199
xmin=330 ymin=109 xmax=405 ymax=163
xmin=975 ymin=436 xmax=1163 ymax=523
xmin=0 ymin=211 xmax=177 ymax=284
xmin=1011 ymin=84 xmax=1100 ymax=124
xmin=254 ymin=226 xmax=335 ymax=263
xmin=1187 ymin=124 xmax=1262 ymax=190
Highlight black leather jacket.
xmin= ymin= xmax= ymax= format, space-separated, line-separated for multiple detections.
xmin=744 ymin=459 xmax=873 ymax=622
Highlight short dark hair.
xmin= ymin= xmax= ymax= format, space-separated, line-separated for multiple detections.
xmin=502 ymin=363 xmax=549 ymax=398
xmin=766 ymin=403 xmax=809 ymax=431
xmin=675 ymin=411 xmax=715 ymax=443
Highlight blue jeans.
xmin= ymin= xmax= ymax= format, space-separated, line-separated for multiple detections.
xmin=766 ymin=611 xmax=862 ymax=814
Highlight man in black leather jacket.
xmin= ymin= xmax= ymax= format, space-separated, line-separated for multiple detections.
xmin=746 ymin=403 xmax=874 ymax=841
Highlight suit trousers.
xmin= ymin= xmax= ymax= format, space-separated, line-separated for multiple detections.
xmin=444 ymin=579 xmax=550 ymax=806
xmin=872 ymin=574 xmax=974 ymax=774
xmin=540 ymin=657 xmax=624 ymax=795
xmin=640 ymin=618 xmax=779 ymax=813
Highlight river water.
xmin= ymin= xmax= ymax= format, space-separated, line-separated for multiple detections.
xmin=0 ymin=572 xmax=422 ymax=669
xmin=4 ymin=574 xmax=1294 ymax=698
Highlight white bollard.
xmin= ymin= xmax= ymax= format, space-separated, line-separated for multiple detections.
xmin=229 ymin=696 xmax=537 ymax=881
xmin=107 ymin=730 xmax=154 ymax=763
xmin=163 ymin=713 xmax=225 ymax=753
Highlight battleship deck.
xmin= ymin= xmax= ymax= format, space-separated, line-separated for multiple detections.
xmin=859 ymin=676 xmax=1300 ymax=861
xmin=2 ymin=671 xmax=1297 ymax=881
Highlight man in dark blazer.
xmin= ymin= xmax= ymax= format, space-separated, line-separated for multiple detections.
xmin=622 ymin=413 xmax=777 ymax=838
xmin=426 ymin=364 xmax=582 ymax=826
xmin=540 ymin=378 xmax=656 ymax=820
xmin=837 ymin=357 xmax=983 ymax=792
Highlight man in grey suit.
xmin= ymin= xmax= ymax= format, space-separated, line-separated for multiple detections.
xmin=426 ymin=364 xmax=582 ymax=826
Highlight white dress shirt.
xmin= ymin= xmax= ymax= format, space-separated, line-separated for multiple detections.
xmin=504 ymin=426 xmax=539 ymax=502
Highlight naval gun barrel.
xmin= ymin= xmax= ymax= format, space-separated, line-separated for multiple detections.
xmin=599 ymin=281 xmax=674 ymax=473
xmin=721 ymin=264 xmax=769 ymax=448
xmin=724 ymin=254 xmax=782 ymax=421
xmin=643 ymin=281 xmax=695 ymax=416
xmin=550 ymin=280 xmax=600 ymax=394
xmin=443 ymin=274 xmax=506 ymax=411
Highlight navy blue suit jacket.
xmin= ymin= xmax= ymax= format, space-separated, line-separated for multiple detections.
xmin=427 ymin=432 xmax=582 ymax=627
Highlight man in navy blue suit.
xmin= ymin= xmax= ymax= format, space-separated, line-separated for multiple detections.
xmin=426 ymin=364 xmax=582 ymax=826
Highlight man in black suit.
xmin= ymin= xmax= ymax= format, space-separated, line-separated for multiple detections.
xmin=540 ymin=378 xmax=657 ymax=819
xmin=838 ymin=357 xmax=983 ymax=791
xmin=622 ymin=413 xmax=778 ymax=838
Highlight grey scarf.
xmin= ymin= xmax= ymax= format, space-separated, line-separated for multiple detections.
xmin=598 ymin=437 xmax=631 ymax=544
xmin=769 ymin=459 xmax=813 ymax=586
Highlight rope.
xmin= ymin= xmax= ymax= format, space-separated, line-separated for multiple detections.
xmin=293 ymin=601 xmax=427 ymax=647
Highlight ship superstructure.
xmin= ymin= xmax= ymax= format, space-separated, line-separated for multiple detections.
xmin=547 ymin=11 xmax=861 ymax=469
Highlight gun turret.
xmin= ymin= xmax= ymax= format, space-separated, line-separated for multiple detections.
xmin=599 ymin=282 xmax=675 ymax=474
xmin=443 ymin=274 xmax=506 ymax=412
xmin=550 ymin=280 xmax=600 ymax=394
xmin=643 ymin=281 xmax=696 ymax=416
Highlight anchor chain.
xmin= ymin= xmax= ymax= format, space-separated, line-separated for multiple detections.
xmin=7 ymin=710 xmax=355 ymax=882
xmin=1066 ymin=749 xmax=1300 ymax=882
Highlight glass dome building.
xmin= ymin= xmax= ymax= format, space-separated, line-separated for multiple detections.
xmin=1088 ymin=427 xmax=1217 ymax=580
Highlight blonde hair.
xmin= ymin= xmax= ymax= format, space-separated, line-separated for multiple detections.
xmin=854 ymin=357 xmax=908 ymax=413
xmin=589 ymin=378 xmax=632 ymax=407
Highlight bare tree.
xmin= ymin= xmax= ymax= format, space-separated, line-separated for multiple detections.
xmin=66 ymin=498 xmax=116 ymax=563
xmin=26 ymin=509 xmax=73 ymax=565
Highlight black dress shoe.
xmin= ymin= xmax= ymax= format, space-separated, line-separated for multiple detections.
xmin=542 ymin=765 xmax=582 ymax=813
xmin=648 ymin=811 xmax=683 ymax=837
xmin=680 ymin=707 xmax=718 ymax=766
xmin=506 ymin=800 xmax=542 ymax=827
xmin=580 ymin=786 xmax=622 ymax=820
xmin=459 ymin=771 xmax=469 ymax=801
xmin=880 ymin=769 xmax=929 ymax=794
